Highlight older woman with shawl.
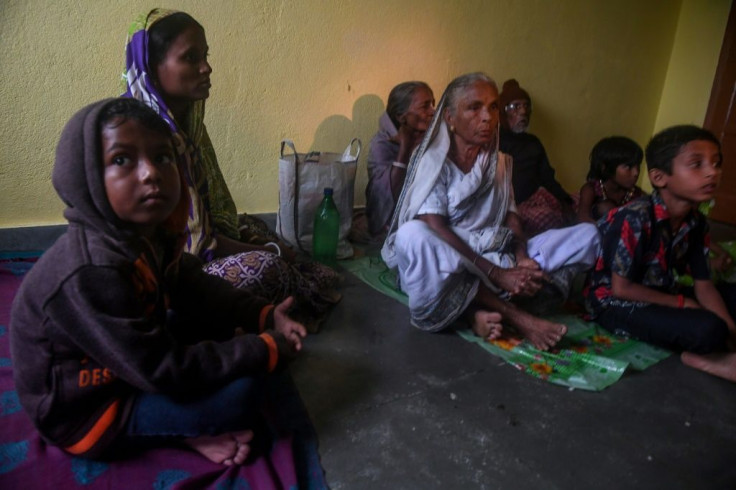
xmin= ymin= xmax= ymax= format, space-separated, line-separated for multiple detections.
xmin=382 ymin=73 xmax=600 ymax=350
xmin=122 ymin=9 xmax=340 ymax=328
xmin=365 ymin=81 xmax=435 ymax=237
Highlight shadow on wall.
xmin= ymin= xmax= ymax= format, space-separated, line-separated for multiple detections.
xmin=306 ymin=94 xmax=385 ymax=207
xmin=309 ymin=94 xmax=385 ymax=154
xmin=528 ymin=99 xmax=578 ymax=191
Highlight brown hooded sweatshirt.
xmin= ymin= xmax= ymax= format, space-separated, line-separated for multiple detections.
xmin=10 ymin=99 xmax=279 ymax=457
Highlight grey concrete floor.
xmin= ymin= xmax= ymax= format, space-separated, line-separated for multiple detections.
xmin=291 ymin=227 xmax=736 ymax=490
xmin=3 ymin=218 xmax=735 ymax=489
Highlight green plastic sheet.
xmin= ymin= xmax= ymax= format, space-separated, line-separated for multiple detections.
xmin=340 ymin=255 xmax=671 ymax=391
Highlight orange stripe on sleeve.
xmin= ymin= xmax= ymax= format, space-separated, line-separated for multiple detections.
xmin=258 ymin=333 xmax=279 ymax=372
xmin=65 ymin=400 xmax=120 ymax=455
xmin=258 ymin=304 xmax=275 ymax=333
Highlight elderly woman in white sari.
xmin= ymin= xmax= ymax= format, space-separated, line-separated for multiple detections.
xmin=381 ymin=73 xmax=600 ymax=351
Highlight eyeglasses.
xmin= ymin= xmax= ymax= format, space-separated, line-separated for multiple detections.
xmin=505 ymin=101 xmax=531 ymax=113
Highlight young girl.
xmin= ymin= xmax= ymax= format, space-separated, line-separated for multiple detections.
xmin=10 ymin=98 xmax=306 ymax=465
xmin=577 ymin=136 xmax=645 ymax=223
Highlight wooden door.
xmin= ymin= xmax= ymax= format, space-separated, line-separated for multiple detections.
xmin=705 ymin=1 xmax=736 ymax=224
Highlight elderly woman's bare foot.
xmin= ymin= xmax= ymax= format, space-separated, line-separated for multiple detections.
xmin=513 ymin=314 xmax=566 ymax=351
xmin=471 ymin=310 xmax=503 ymax=340
xmin=185 ymin=430 xmax=254 ymax=465
xmin=681 ymin=352 xmax=736 ymax=382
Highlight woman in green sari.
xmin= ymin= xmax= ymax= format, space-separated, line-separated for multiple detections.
xmin=122 ymin=9 xmax=340 ymax=328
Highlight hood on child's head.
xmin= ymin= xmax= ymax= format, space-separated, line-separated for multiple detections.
xmin=51 ymin=98 xmax=189 ymax=241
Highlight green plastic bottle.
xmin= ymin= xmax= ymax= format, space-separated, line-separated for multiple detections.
xmin=312 ymin=187 xmax=339 ymax=265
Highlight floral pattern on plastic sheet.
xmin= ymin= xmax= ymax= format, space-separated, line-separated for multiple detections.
xmin=340 ymin=255 xmax=670 ymax=391
xmin=488 ymin=336 xmax=521 ymax=352
xmin=458 ymin=313 xmax=671 ymax=391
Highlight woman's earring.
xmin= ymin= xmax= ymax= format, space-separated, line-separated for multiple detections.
xmin=449 ymin=125 xmax=455 ymax=133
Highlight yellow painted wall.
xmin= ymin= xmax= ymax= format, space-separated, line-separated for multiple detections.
xmin=654 ymin=0 xmax=731 ymax=131
xmin=0 ymin=0 xmax=728 ymax=228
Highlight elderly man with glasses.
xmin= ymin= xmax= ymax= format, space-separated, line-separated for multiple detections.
xmin=499 ymin=79 xmax=576 ymax=236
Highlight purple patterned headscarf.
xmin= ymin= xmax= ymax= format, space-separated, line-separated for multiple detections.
xmin=121 ymin=9 xmax=215 ymax=260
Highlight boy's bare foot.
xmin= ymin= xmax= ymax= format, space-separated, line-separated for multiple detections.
xmin=512 ymin=313 xmax=566 ymax=351
xmin=681 ymin=352 xmax=736 ymax=382
xmin=185 ymin=430 xmax=254 ymax=465
xmin=471 ymin=310 xmax=503 ymax=340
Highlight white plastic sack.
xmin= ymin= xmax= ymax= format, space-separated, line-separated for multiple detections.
xmin=277 ymin=139 xmax=360 ymax=259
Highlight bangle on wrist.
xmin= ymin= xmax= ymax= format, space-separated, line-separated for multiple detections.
xmin=392 ymin=161 xmax=408 ymax=169
xmin=677 ymin=294 xmax=685 ymax=308
xmin=486 ymin=263 xmax=497 ymax=279
xmin=265 ymin=242 xmax=281 ymax=257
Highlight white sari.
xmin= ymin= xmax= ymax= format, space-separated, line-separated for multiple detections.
xmin=382 ymin=95 xmax=599 ymax=331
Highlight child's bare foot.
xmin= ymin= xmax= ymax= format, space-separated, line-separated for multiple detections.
xmin=681 ymin=352 xmax=736 ymax=382
xmin=185 ymin=430 xmax=254 ymax=465
xmin=228 ymin=431 xmax=253 ymax=465
xmin=513 ymin=314 xmax=566 ymax=351
xmin=471 ymin=310 xmax=503 ymax=340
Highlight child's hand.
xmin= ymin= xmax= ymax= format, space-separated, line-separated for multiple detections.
xmin=273 ymin=296 xmax=307 ymax=352
xmin=267 ymin=331 xmax=300 ymax=364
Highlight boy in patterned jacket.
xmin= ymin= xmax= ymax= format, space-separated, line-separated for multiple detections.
xmin=585 ymin=125 xmax=736 ymax=382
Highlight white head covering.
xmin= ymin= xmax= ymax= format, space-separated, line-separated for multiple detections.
xmin=381 ymin=81 xmax=504 ymax=267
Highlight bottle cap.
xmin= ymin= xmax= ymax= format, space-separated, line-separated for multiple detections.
xmin=323 ymin=187 xmax=333 ymax=196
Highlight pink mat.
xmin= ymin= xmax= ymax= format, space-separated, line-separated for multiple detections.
xmin=0 ymin=255 xmax=327 ymax=489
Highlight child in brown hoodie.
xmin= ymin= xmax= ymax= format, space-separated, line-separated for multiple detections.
xmin=10 ymin=98 xmax=306 ymax=465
